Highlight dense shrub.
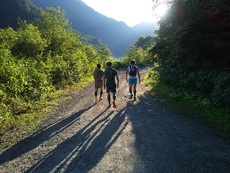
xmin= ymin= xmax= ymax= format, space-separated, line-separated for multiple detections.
xmin=0 ymin=7 xmax=109 ymax=117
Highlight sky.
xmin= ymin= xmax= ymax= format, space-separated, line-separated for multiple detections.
xmin=81 ymin=0 xmax=168 ymax=27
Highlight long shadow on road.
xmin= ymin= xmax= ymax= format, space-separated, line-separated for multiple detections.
xmin=127 ymin=92 xmax=230 ymax=173
xmin=25 ymin=107 xmax=128 ymax=173
xmin=0 ymin=104 xmax=95 ymax=165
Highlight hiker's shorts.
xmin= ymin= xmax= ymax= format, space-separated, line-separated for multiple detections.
xmin=106 ymin=83 xmax=116 ymax=93
xmin=129 ymin=78 xmax=137 ymax=85
xmin=95 ymin=80 xmax=103 ymax=89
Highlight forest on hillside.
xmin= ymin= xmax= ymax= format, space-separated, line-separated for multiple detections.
xmin=150 ymin=0 xmax=230 ymax=108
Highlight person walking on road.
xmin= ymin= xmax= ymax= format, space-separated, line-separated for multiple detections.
xmin=126 ymin=60 xmax=140 ymax=101
xmin=103 ymin=61 xmax=119 ymax=108
xmin=93 ymin=64 xmax=104 ymax=103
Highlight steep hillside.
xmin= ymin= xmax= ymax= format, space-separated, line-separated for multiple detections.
xmin=0 ymin=0 xmax=40 ymax=29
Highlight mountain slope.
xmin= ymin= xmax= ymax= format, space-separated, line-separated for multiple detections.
xmin=132 ymin=22 xmax=159 ymax=37
xmin=30 ymin=0 xmax=144 ymax=57
xmin=0 ymin=0 xmax=40 ymax=29
xmin=0 ymin=0 xmax=157 ymax=57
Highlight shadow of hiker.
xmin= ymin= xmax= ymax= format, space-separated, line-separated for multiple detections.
xmin=26 ymin=108 xmax=128 ymax=173
xmin=0 ymin=104 xmax=95 ymax=165
xmin=127 ymin=93 xmax=230 ymax=172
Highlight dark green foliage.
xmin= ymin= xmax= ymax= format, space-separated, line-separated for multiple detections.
xmin=135 ymin=36 xmax=156 ymax=50
xmin=151 ymin=0 xmax=230 ymax=107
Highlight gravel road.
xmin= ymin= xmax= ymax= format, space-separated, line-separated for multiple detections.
xmin=0 ymin=69 xmax=230 ymax=173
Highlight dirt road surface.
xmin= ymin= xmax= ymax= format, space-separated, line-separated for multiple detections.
xmin=0 ymin=69 xmax=230 ymax=173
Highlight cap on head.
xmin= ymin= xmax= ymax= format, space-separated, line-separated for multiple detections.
xmin=130 ymin=60 xmax=135 ymax=65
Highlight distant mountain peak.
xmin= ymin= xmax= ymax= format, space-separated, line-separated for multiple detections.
xmin=132 ymin=22 xmax=158 ymax=36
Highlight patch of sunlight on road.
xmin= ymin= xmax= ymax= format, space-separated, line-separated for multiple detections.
xmin=89 ymin=111 xmax=145 ymax=172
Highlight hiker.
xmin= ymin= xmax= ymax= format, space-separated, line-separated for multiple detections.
xmin=126 ymin=60 xmax=140 ymax=100
xmin=93 ymin=64 xmax=104 ymax=103
xmin=103 ymin=61 xmax=119 ymax=108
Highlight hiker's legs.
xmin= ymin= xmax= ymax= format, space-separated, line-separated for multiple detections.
xmin=128 ymin=78 xmax=137 ymax=99
xmin=107 ymin=83 xmax=116 ymax=107
xmin=95 ymin=81 xmax=101 ymax=98
xmin=107 ymin=92 xmax=111 ymax=105
xmin=129 ymin=84 xmax=133 ymax=98
xmin=112 ymin=92 xmax=117 ymax=108
xmin=128 ymin=79 xmax=132 ymax=95
xmin=99 ymin=88 xmax=103 ymax=98
xmin=94 ymin=88 xmax=98 ymax=97
xmin=112 ymin=92 xmax=116 ymax=102
xmin=128 ymin=78 xmax=137 ymax=100
xmin=94 ymin=87 xmax=98 ymax=103
xmin=133 ymin=84 xmax=137 ymax=99
xmin=110 ymin=83 xmax=117 ymax=108
xmin=106 ymin=84 xmax=112 ymax=106
xmin=99 ymin=81 xmax=103 ymax=98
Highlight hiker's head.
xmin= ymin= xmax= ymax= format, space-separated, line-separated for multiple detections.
xmin=97 ymin=64 xmax=101 ymax=69
xmin=106 ymin=61 xmax=112 ymax=67
xmin=130 ymin=60 xmax=135 ymax=65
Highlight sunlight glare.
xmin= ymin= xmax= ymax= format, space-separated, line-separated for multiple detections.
xmin=81 ymin=0 xmax=168 ymax=26
xmin=153 ymin=4 xmax=168 ymax=20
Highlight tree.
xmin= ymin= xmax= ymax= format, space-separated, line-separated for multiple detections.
xmin=0 ymin=28 xmax=17 ymax=50
xmin=35 ymin=7 xmax=73 ymax=56
xmin=151 ymin=0 xmax=230 ymax=106
xmin=11 ymin=21 xmax=47 ymax=58
xmin=135 ymin=36 xmax=156 ymax=50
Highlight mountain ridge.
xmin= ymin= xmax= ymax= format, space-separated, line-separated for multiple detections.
xmin=31 ymin=0 xmax=158 ymax=57
xmin=0 ymin=0 xmax=158 ymax=57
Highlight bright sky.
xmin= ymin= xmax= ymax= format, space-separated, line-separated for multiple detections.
xmin=81 ymin=0 xmax=168 ymax=27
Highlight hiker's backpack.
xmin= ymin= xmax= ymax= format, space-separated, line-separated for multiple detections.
xmin=129 ymin=65 xmax=137 ymax=76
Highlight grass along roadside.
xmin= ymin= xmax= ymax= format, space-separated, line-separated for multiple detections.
xmin=0 ymin=77 xmax=93 ymax=150
xmin=145 ymin=71 xmax=230 ymax=140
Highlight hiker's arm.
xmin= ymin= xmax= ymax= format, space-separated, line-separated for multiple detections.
xmin=116 ymin=74 xmax=119 ymax=88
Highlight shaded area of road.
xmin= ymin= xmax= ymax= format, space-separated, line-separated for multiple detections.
xmin=126 ymin=91 xmax=230 ymax=172
xmin=0 ymin=104 xmax=95 ymax=166
xmin=25 ymin=108 xmax=128 ymax=173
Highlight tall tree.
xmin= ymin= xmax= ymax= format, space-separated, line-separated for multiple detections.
xmin=35 ymin=7 xmax=75 ymax=56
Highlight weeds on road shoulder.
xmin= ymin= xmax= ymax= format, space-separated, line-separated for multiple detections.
xmin=145 ymin=71 xmax=230 ymax=139
xmin=0 ymin=77 xmax=93 ymax=150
